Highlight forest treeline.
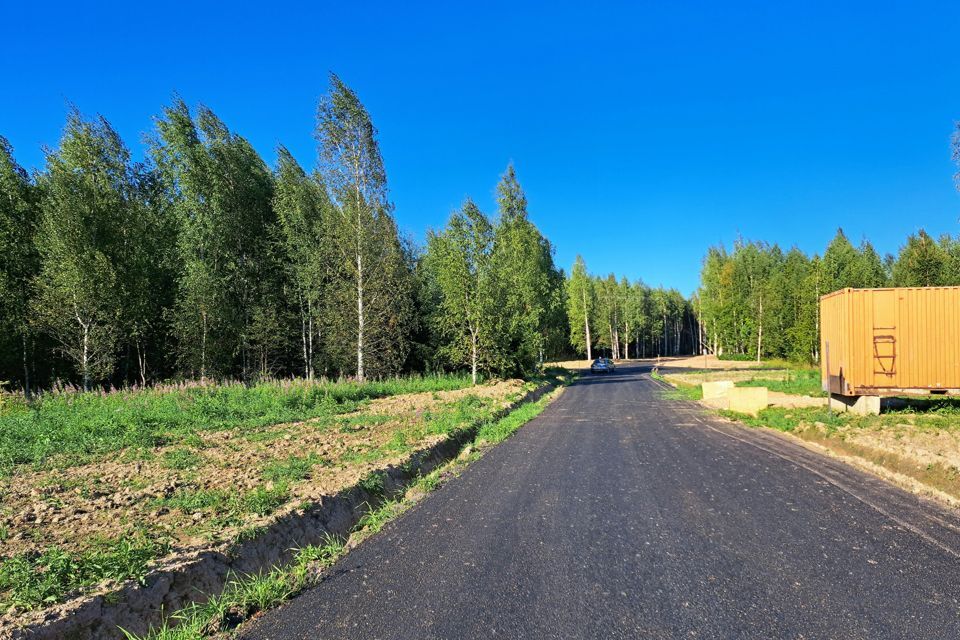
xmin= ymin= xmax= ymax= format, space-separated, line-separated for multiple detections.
xmin=564 ymin=257 xmax=697 ymax=361
xmin=0 ymin=75 xmax=570 ymax=394
xmin=699 ymin=124 xmax=960 ymax=364
xmin=697 ymin=227 xmax=960 ymax=363
xmin=3 ymin=79 xmax=957 ymax=391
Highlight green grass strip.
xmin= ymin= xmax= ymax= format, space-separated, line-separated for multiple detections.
xmin=0 ymin=374 xmax=472 ymax=473
xmin=124 ymin=373 xmax=571 ymax=640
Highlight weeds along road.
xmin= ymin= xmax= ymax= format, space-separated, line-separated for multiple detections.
xmin=241 ymin=364 xmax=960 ymax=639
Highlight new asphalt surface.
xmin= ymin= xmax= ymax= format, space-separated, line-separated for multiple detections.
xmin=241 ymin=363 xmax=960 ymax=639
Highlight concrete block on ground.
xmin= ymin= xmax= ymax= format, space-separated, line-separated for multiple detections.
xmin=829 ymin=394 xmax=881 ymax=416
xmin=701 ymin=396 xmax=730 ymax=410
xmin=728 ymin=386 xmax=769 ymax=416
xmin=702 ymin=380 xmax=735 ymax=400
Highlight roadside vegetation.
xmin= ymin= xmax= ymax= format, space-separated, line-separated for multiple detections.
xmin=118 ymin=378 xmax=569 ymax=640
xmin=652 ymin=370 xmax=702 ymax=401
xmin=0 ymin=73 xmax=578 ymax=625
xmin=657 ymin=366 xmax=822 ymax=400
xmin=0 ymin=372 xmax=566 ymax=614
xmin=736 ymin=368 xmax=824 ymax=397
xmin=0 ymin=75 xmax=566 ymax=401
xmin=722 ymin=399 xmax=960 ymax=498
xmin=658 ymin=366 xmax=960 ymax=504
xmin=565 ymin=257 xmax=696 ymax=363
xmin=698 ymin=220 xmax=960 ymax=367
xmin=0 ymin=374 xmax=472 ymax=473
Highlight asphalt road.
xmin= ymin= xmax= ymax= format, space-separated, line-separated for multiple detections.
xmin=242 ymin=364 xmax=960 ymax=639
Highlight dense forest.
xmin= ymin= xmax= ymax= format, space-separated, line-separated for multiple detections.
xmin=697 ymin=124 xmax=960 ymax=364
xmin=0 ymin=75 xmax=569 ymax=394
xmin=697 ymin=227 xmax=960 ymax=363
xmin=3 ymin=80 xmax=958 ymax=391
xmin=565 ymin=257 xmax=697 ymax=361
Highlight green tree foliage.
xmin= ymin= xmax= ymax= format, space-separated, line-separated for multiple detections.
xmin=422 ymin=169 xmax=566 ymax=378
xmin=891 ymin=229 xmax=950 ymax=286
xmin=273 ymin=147 xmax=334 ymax=379
xmin=315 ymin=74 xmax=414 ymax=380
xmin=564 ymin=258 xmax=695 ymax=360
xmin=565 ymin=256 xmax=594 ymax=360
xmin=151 ymin=99 xmax=278 ymax=380
xmin=422 ymin=199 xmax=500 ymax=382
xmin=122 ymin=158 xmax=178 ymax=386
xmin=32 ymin=111 xmax=136 ymax=389
xmin=491 ymin=165 xmax=565 ymax=371
xmin=0 ymin=137 xmax=39 ymax=396
xmin=6 ymin=85 xmax=959 ymax=390
xmin=694 ymin=227 xmax=960 ymax=364
xmin=821 ymin=229 xmax=888 ymax=292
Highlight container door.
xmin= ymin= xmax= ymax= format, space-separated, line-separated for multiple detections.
xmin=871 ymin=289 xmax=898 ymax=388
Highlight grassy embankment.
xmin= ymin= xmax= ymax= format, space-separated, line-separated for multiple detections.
xmin=656 ymin=365 xmax=960 ymax=502
xmin=119 ymin=376 xmax=571 ymax=640
xmin=736 ymin=368 xmax=825 ymax=397
xmin=651 ymin=369 xmax=702 ymax=401
xmin=0 ymin=375 xmax=473 ymax=473
xmin=721 ymin=399 xmax=960 ymax=498
xmin=655 ymin=365 xmax=823 ymax=400
xmin=0 ymin=372 xmax=567 ymax=613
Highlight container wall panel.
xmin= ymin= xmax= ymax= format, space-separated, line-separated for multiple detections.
xmin=820 ymin=287 xmax=960 ymax=395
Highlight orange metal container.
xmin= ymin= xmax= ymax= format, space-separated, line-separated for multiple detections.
xmin=820 ymin=287 xmax=960 ymax=396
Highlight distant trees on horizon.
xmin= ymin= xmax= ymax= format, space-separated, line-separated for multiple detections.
xmin=693 ymin=123 xmax=960 ymax=364
xmin=564 ymin=256 xmax=698 ymax=361
xmin=697 ymin=226 xmax=960 ymax=364
xmin=2 ymin=91 xmax=958 ymax=390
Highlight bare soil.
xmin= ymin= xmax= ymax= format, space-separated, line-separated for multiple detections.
xmin=664 ymin=370 xmax=792 ymax=385
xmin=655 ymin=354 xmax=764 ymax=370
xmin=789 ymin=421 xmax=960 ymax=503
xmin=0 ymin=380 xmax=525 ymax=559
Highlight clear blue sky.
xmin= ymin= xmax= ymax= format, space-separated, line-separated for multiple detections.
xmin=4 ymin=1 xmax=959 ymax=295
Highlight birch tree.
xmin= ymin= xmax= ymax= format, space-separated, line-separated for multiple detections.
xmin=151 ymin=100 xmax=276 ymax=379
xmin=492 ymin=164 xmax=562 ymax=371
xmin=0 ymin=137 xmax=39 ymax=395
xmin=316 ymin=74 xmax=413 ymax=380
xmin=273 ymin=147 xmax=333 ymax=379
xmin=565 ymin=256 xmax=594 ymax=359
xmin=33 ymin=111 xmax=131 ymax=390
xmin=423 ymin=199 xmax=498 ymax=383
xmin=892 ymin=230 xmax=948 ymax=286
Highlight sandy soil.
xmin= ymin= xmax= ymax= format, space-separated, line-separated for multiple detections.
xmin=0 ymin=380 xmax=525 ymax=558
xmin=833 ymin=423 xmax=960 ymax=472
xmin=548 ymin=355 xmax=768 ymax=371
xmin=655 ymin=354 xmax=764 ymax=370
xmin=767 ymin=391 xmax=828 ymax=408
xmin=663 ymin=370 xmax=793 ymax=385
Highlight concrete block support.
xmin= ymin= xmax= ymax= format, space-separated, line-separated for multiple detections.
xmin=702 ymin=380 xmax=735 ymax=400
xmin=728 ymin=386 xmax=769 ymax=416
xmin=829 ymin=393 xmax=881 ymax=416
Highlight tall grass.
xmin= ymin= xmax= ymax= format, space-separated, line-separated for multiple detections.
xmin=737 ymin=368 xmax=824 ymax=396
xmin=0 ymin=374 xmax=472 ymax=473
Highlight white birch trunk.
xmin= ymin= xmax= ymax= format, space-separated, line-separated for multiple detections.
xmin=81 ymin=322 xmax=90 ymax=392
xmin=471 ymin=328 xmax=478 ymax=385
xmin=200 ymin=311 xmax=208 ymax=382
xmin=582 ymin=288 xmax=592 ymax=361
xmin=756 ymin=295 xmax=763 ymax=364
xmin=21 ymin=333 xmax=31 ymax=400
